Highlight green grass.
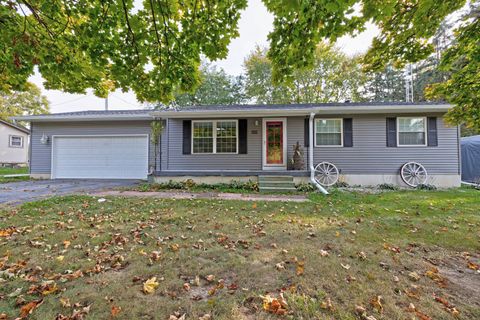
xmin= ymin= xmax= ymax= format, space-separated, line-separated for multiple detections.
xmin=0 ymin=167 xmax=29 ymax=183
xmin=0 ymin=188 xmax=479 ymax=319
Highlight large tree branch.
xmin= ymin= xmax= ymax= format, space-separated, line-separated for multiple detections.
xmin=20 ymin=0 xmax=55 ymax=38
xmin=120 ymin=0 xmax=140 ymax=65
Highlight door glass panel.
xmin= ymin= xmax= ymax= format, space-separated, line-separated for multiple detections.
xmin=266 ymin=121 xmax=283 ymax=164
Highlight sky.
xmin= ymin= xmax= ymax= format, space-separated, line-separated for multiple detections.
xmin=29 ymin=0 xmax=379 ymax=114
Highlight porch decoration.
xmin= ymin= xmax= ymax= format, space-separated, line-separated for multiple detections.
xmin=314 ymin=162 xmax=339 ymax=186
xmin=400 ymin=162 xmax=428 ymax=187
xmin=290 ymin=142 xmax=304 ymax=170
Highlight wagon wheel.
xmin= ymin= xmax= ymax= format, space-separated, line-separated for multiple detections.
xmin=401 ymin=162 xmax=428 ymax=187
xmin=314 ymin=162 xmax=339 ymax=186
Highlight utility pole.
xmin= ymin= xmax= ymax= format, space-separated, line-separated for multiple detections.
xmin=105 ymin=94 xmax=109 ymax=111
xmin=405 ymin=64 xmax=414 ymax=103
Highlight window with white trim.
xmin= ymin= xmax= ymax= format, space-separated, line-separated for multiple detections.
xmin=397 ymin=117 xmax=426 ymax=146
xmin=9 ymin=135 xmax=23 ymax=148
xmin=192 ymin=120 xmax=238 ymax=154
xmin=315 ymin=119 xmax=343 ymax=146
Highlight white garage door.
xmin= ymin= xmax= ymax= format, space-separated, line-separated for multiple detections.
xmin=52 ymin=135 xmax=149 ymax=179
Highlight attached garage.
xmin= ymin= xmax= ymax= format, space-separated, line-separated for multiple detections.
xmin=51 ymin=135 xmax=149 ymax=179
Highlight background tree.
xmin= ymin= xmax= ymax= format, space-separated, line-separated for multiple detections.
xmin=173 ymin=62 xmax=246 ymax=106
xmin=244 ymin=44 xmax=365 ymax=104
xmin=0 ymin=82 xmax=49 ymax=121
xmin=426 ymin=3 xmax=480 ymax=130
xmin=362 ymin=66 xmax=405 ymax=102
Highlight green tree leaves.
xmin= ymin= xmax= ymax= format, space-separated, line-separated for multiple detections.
xmin=0 ymin=0 xmax=247 ymax=103
xmin=0 ymin=82 xmax=50 ymax=121
xmin=244 ymin=44 xmax=365 ymax=104
xmin=173 ymin=62 xmax=246 ymax=106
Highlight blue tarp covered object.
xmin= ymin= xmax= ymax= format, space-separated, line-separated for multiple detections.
xmin=461 ymin=135 xmax=480 ymax=183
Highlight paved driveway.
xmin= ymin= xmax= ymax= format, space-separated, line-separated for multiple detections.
xmin=0 ymin=179 xmax=140 ymax=205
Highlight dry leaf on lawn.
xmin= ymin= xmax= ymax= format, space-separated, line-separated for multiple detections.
xmin=143 ymin=277 xmax=159 ymax=294
xmin=111 ymin=305 xmax=121 ymax=317
xmin=261 ymin=293 xmax=288 ymax=315
xmin=20 ymin=299 xmax=44 ymax=318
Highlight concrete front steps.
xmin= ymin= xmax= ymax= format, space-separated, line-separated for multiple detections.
xmin=258 ymin=175 xmax=296 ymax=192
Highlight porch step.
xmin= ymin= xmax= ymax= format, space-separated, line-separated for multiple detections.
xmin=258 ymin=175 xmax=296 ymax=192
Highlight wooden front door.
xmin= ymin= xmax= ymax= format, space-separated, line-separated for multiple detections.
xmin=263 ymin=118 xmax=287 ymax=169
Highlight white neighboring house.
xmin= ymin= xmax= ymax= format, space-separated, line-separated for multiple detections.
xmin=0 ymin=119 xmax=30 ymax=166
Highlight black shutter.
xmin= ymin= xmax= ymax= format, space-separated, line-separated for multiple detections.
xmin=386 ymin=117 xmax=397 ymax=147
xmin=182 ymin=120 xmax=191 ymax=154
xmin=304 ymin=118 xmax=310 ymax=147
xmin=427 ymin=117 xmax=438 ymax=146
xmin=343 ymin=118 xmax=353 ymax=147
xmin=238 ymin=119 xmax=248 ymax=154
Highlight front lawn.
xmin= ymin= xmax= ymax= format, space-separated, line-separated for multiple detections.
xmin=0 ymin=167 xmax=29 ymax=184
xmin=0 ymin=189 xmax=479 ymax=319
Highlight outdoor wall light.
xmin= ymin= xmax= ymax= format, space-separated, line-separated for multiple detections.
xmin=255 ymin=120 xmax=259 ymax=126
xmin=40 ymin=133 xmax=49 ymax=145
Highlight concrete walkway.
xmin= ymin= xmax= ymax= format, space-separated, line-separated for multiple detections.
xmin=91 ymin=190 xmax=309 ymax=202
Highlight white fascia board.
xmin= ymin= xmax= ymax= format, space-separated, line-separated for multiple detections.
xmin=11 ymin=114 xmax=152 ymax=122
xmin=151 ymin=104 xmax=452 ymax=118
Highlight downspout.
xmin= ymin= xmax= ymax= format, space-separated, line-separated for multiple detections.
xmin=309 ymin=112 xmax=329 ymax=194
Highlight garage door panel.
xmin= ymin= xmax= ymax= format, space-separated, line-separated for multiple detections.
xmin=52 ymin=136 xmax=148 ymax=179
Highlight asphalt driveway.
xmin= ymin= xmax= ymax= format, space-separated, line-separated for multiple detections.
xmin=0 ymin=179 xmax=140 ymax=205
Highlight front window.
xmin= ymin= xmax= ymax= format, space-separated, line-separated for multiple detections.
xmin=9 ymin=135 xmax=23 ymax=148
xmin=315 ymin=119 xmax=343 ymax=146
xmin=398 ymin=117 xmax=426 ymax=146
xmin=192 ymin=120 xmax=237 ymax=154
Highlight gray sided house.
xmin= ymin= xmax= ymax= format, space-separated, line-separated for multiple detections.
xmin=14 ymin=103 xmax=461 ymax=189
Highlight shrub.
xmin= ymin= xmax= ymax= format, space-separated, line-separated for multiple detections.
xmin=137 ymin=180 xmax=259 ymax=192
xmin=296 ymin=182 xmax=316 ymax=192
xmin=416 ymin=183 xmax=437 ymax=190
xmin=333 ymin=181 xmax=349 ymax=188
xmin=377 ymin=183 xmax=399 ymax=190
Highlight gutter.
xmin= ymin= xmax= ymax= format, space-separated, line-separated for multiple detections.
xmin=151 ymin=104 xmax=452 ymax=118
xmin=309 ymin=112 xmax=328 ymax=195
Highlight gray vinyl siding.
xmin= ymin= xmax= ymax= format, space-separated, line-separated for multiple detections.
xmin=29 ymin=114 xmax=459 ymax=176
xmin=163 ymin=118 xmax=262 ymax=170
xmin=30 ymin=121 xmax=156 ymax=174
xmin=163 ymin=114 xmax=458 ymax=175
xmin=311 ymin=114 xmax=459 ymax=174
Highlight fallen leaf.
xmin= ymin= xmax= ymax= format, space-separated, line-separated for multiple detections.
xmin=467 ymin=261 xmax=479 ymax=271
xmin=261 ymin=293 xmax=288 ymax=315
xmin=296 ymin=260 xmax=305 ymax=276
xmin=408 ymin=272 xmax=420 ymax=281
xmin=341 ymin=263 xmax=351 ymax=270
xmin=320 ymin=297 xmax=334 ymax=311
xmin=143 ymin=277 xmax=159 ymax=294
xmin=370 ymin=295 xmax=383 ymax=313
xmin=206 ymin=274 xmax=215 ymax=282
xmin=0 ymin=227 xmax=16 ymax=237
xmin=56 ymin=256 xmax=65 ymax=262
xmin=41 ymin=283 xmax=58 ymax=296
xmin=59 ymin=297 xmax=71 ymax=308
xmin=63 ymin=240 xmax=71 ymax=249
xmin=20 ymin=299 xmax=43 ymax=318
xmin=111 ymin=305 xmax=121 ymax=317
xmin=319 ymin=249 xmax=329 ymax=257
xmin=199 ymin=314 xmax=211 ymax=320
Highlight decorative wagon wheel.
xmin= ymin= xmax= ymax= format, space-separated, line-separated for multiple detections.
xmin=314 ymin=162 xmax=339 ymax=186
xmin=400 ymin=162 xmax=428 ymax=187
